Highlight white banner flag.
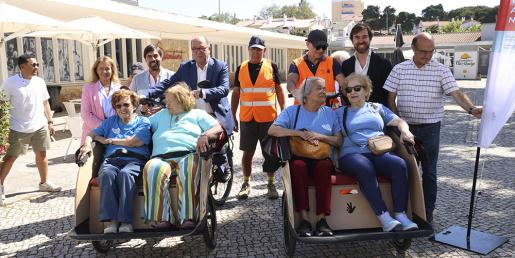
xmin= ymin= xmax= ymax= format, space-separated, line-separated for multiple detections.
xmin=477 ymin=0 xmax=515 ymax=148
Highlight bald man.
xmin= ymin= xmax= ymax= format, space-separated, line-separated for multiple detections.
xmin=383 ymin=32 xmax=482 ymax=223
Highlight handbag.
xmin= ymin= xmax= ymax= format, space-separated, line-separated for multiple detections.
xmin=367 ymin=135 xmax=395 ymax=155
xmin=342 ymin=105 xmax=395 ymax=156
xmin=288 ymin=106 xmax=330 ymax=160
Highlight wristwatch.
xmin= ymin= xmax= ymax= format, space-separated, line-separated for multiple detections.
xmin=468 ymin=107 xmax=476 ymax=114
xmin=47 ymin=120 xmax=53 ymax=124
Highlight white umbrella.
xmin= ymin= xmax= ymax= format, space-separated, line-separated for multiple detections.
xmin=26 ymin=16 xmax=160 ymax=51
xmin=0 ymin=1 xmax=73 ymax=81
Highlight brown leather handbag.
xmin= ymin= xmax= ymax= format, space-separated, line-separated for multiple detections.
xmin=289 ymin=105 xmax=331 ymax=160
xmin=289 ymin=136 xmax=331 ymax=159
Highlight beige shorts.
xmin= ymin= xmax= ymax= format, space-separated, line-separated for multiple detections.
xmin=6 ymin=126 xmax=51 ymax=157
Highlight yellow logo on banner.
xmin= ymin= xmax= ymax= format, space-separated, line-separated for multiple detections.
xmin=461 ymin=53 xmax=471 ymax=59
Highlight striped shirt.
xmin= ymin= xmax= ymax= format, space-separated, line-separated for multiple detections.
xmin=383 ymin=59 xmax=459 ymax=124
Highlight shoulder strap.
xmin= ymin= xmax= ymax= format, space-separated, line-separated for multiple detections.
xmin=342 ymin=106 xmax=360 ymax=146
xmin=293 ymin=105 xmax=301 ymax=130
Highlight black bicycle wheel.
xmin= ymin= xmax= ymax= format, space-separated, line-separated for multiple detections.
xmin=203 ymin=195 xmax=217 ymax=249
xmin=282 ymin=194 xmax=296 ymax=257
xmin=92 ymin=240 xmax=113 ymax=253
xmin=210 ymin=145 xmax=233 ymax=206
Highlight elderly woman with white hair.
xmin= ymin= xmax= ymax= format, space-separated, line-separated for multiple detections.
xmin=268 ymin=77 xmax=342 ymax=237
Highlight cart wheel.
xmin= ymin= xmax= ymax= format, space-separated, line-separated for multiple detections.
xmin=392 ymin=238 xmax=411 ymax=253
xmin=203 ymin=195 xmax=217 ymax=249
xmin=92 ymin=240 xmax=113 ymax=253
xmin=210 ymin=147 xmax=233 ymax=206
xmin=282 ymin=194 xmax=296 ymax=257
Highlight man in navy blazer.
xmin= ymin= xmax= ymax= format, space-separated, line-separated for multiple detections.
xmin=148 ymin=36 xmax=234 ymax=135
xmin=341 ymin=23 xmax=393 ymax=105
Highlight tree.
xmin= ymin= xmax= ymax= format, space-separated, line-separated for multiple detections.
xmin=396 ymin=11 xmax=417 ymax=34
xmin=421 ymin=4 xmax=446 ymax=21
xmin=281 ymin=0 xmax=316 ymax=19
xmin=258 ymin=4 xmax=282 ymax=19
xmin=256 ymin=1 xmax=315 ymax=20
xmin=362 ymin=5 xmax=382 ymax=31
xmin=426 ymin=24 xmax=440 ymax=33
xmin=447 ymin=6 xmax=498 ymax=23
xmin=203 ymin=12 xmax=240 ymax=25
xmin=380 ymin=6 xmax=396 ymax=33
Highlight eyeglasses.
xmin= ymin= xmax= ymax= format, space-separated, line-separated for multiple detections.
xmin=345 ymin=85 xmax=363 ymax=93
xmin=414 ymin=46 xmax=435 ymax=55
xmin=31 ymin=63 xmax=40 ymax=68
xmin=192 ymin=46 xmax=208 ymax=52
xmin=315 ymin=45 xmax=327 ymax=51
xmin=115 ymin=103 xmax=131 ymax=109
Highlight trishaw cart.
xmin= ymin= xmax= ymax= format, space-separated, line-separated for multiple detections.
xmin=281 ymin=128 xmax=434 ymax=256
xmin=67 ymin=143 xmax=216 ymax=253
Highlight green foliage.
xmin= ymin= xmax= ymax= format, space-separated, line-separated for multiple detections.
xmin=380 ymin=6 xmax=396 ymax=33
xmin=204 ymin=12 xmax=240 ymax=25
xmin=438 ymin=20 xmax=481 ymax=33
xmin=257 ymin=0 xmax=316 ymax=19
xmin=0 ymin=91 xmax=10 ymax=158
xmin=422 ymin=4 xmax=446 ymax=21
xmin=447 ymin=6 xmax=498 ymax=23
xmin=397 ymin=11 xmax=417 ymax=34
xmin=362 ymin=5 xmax=383 ymax=31
xmin=426 ymin=24 xmax=440 ymax=33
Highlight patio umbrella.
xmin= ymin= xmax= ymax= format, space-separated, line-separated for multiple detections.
xmin=26 ymin=16 xmax=160 ymax=55
xmin=391 ymin=24 xmax=405 ymax=66
xmin=0 ymin=1 xmax=72 ymax=81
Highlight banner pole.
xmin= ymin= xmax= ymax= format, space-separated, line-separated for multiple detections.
xmin=466 ymin=147 xmax=481 ymax=242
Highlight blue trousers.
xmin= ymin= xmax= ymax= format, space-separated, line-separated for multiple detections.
xmin=339 ymin=152 xmax=409 ymax=215
xmin=409 ymin=122 xmax=440 ymax=214
xmin=98 ymin=158 xmax=144 ymax=223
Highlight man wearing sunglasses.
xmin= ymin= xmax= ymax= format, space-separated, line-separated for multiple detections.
xmin=0 ymin=54 xmax=61 ymax=206
xmin=384 ymin=32 xmax=482 ymax=224
xmin=287 ymin=29 xmax=345 ymax=107
xmin=341 ymin=23 xmax=393 ymax=105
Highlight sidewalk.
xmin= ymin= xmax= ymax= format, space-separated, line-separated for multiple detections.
xmin=0 ymin=79 xmax=513 ymax=257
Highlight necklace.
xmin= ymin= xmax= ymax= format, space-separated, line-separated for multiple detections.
xmin=169 ymin=112 xmax=184 ymax=127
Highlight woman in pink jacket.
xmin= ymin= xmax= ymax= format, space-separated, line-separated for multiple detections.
xmin=80 ymin=56 xmax=121 ymax=142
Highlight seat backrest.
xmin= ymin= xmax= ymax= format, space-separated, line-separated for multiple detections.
xmin=67 ymin=116 xmax=83 ymax=138
xmin=63 ymin=101 xmax=80 ymax=117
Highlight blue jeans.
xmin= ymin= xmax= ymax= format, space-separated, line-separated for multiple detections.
xmin=339 ymin=152 xmax=409 ymax=215
xmin=98 ymin=158 xmax=144 ymax=223
xmin=409 ymin=122 xmax=441 ymax=214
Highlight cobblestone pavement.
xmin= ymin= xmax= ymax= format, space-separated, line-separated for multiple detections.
xmin=0 ymin=80 xmax=513 ymax=257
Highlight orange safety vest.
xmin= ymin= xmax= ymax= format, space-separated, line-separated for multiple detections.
xmin=293 ymin=56 xmax=339 ymax=106
xmin=238 ymin=59 xmax=277 ymax=122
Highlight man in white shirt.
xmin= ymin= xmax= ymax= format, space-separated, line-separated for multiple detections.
xmin=130 ymin=44 xmax=174 ymax=96
xmin=0 ymin=54 xmax=61 ymax=206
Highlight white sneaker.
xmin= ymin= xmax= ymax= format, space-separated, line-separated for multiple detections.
xmin=395 ymin=212 xmax=419 ymax=231
xmin=378 ymin=211 xmax=401 ymax=232
xmin=119 ymin=223 xmax=133 ymax=233
xmin=103 ymin=221 xmax=119 ymax=234
xmin=0 ymin=185 xmax=5 ymax=206
xmin=39 ymin=181 xmax=62 ymax=192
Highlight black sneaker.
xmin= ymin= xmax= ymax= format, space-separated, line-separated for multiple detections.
xmin=296 ymin=220 xmax=312 ymax=237
xmin=426 ymin=212 xmax=434 ymax=226
xmin=316 ymin=218 xmax=334 ymax=236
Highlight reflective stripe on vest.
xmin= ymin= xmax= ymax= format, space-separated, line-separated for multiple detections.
xmin=238 ymin=59 xmax=277 ymax=122
xmin=292 ymin=56 xmax=338 ymax=106
xmin=240 ymin=100 xmax=276 ymax=106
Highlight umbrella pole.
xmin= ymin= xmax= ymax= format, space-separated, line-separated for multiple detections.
xmin=434 ymin=147 xmax=508 ymax=254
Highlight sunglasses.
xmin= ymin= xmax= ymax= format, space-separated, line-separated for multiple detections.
xmin=345 ymin=85 xmax=363 ymax=93
xmin=315 ymin=45 xmax=328 ymax=51
xmin=115 ymin=103 xmax=131 ymax=109
xmin=31 ymin=63 xmax=40 ymax=68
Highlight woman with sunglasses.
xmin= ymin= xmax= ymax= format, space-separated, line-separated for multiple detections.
xmin=80 ymin=56 xmax=121 ymax=143
xmin=336 ymin=73 xmax=418 ymax=232
xmin=268 ymin=77 xmax=342 ymax=237
xmin=78 ymin=89 xmax=151 ymax=234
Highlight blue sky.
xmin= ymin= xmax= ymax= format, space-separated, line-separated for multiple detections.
xmin=138 ymin=0 xmax=498 ymax=20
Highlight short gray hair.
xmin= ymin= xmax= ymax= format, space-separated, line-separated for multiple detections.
xmin=299 ymin=77 xmax=325 ymax=104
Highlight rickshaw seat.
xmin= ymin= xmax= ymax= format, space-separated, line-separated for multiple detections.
xmin=306 ymin=169 xmax=390 ymax=186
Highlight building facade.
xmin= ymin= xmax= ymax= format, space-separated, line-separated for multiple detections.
xmin=332 ymin=0 xmax=364 ymax=23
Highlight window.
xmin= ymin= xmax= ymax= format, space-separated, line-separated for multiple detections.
xmin=23 ymin=37 xmax=37 ymax=58
xmin=5 ymin=36 xmax=19 ymax=76
xmin=73 ymin=41 xmax=84 ymax=81
xmin=58 ymin=39 xmax=71 ymax=81
xmin=115 ymin=39 xmax=123 ymax=78
xmin=41 ymin=38 xmax=55 ymax=82
xmin=125 ymin=39 xmax=133 ymax=75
